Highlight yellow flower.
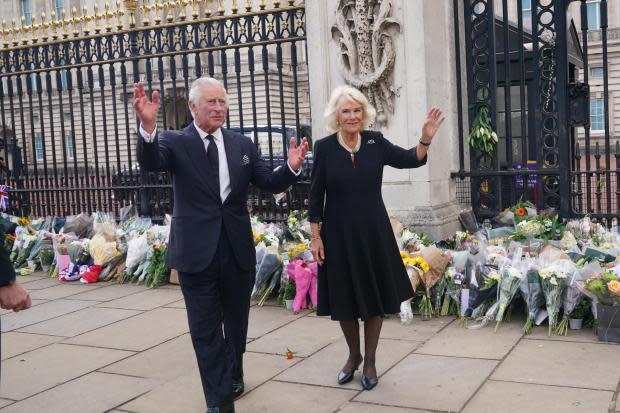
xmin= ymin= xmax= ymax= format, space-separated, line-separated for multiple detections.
xmin=411 ymin=256 xmax=430 ymax=273
xmin=298 ymin=243 xmax=307 ymax=251
xmin=400 ymin=251 xmax=409 ymax=259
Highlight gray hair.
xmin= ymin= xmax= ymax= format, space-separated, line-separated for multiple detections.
xmin=188 ymin=76 xmax=229 ymax=109
xmin=324 ymin=85 xmax=376 ymax=132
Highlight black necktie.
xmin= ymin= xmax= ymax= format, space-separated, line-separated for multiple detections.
xmin=205 ymin=134 xmax=220 ymax=196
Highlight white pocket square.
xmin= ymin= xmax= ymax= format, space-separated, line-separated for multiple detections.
xmin=241 ymin=154 xmax=250 ymax=165
xmin=367 ymin=139 xmax=376 ymax=144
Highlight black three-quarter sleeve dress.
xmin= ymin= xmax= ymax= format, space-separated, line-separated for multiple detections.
xmin=308 ymin=130 xmax=426 ymax=321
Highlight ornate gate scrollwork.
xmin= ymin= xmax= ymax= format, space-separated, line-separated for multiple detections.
xmin=331 ymin=0 xmax=400 ymax=126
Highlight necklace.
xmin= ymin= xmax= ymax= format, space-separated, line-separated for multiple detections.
xmin=337 ymin=132 xmax=361 ymax=167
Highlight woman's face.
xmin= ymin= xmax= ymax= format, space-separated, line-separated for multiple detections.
xmin=337 ymin=99 xmax=364 ymax=135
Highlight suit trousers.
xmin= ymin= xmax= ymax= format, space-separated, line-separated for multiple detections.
xmin=178 ymin=229 xmax=255 ymax=407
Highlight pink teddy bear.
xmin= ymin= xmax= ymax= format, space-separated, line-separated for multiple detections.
xmin=286 ymin=259 xmax=318 ymax=313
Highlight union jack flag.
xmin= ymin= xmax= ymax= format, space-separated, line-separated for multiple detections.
xmin=0 ymin=185 xmax=9 ymax=210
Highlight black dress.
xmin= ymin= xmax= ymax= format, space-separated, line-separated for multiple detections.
xmin=308 ymin=130 xmax=426 ymax=321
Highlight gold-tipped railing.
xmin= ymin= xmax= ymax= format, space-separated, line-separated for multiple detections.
xmin=0 ymin=0 xmax=302 ymax=51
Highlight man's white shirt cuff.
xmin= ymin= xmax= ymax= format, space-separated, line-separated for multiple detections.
xmin=139 ymin=124 xmax=157 ymax=142
xmin=287 ymin=161 xmax=302 ymax=176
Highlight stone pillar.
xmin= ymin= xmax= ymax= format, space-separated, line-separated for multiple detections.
xmin=306 ymin=0 xmax=464 ymax=239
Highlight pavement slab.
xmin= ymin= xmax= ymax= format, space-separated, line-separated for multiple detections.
xmin=492 ymin=339 xmax=620 ymax=390
xmin=0 ymin=343 xmax=133 ymax=400
xmin=247 ymin=304 xmax=310 ymax=339
xmin=0 ymin=372 xmax=156 ymax=413
xmin=246 ymin=315 xmax=342 ymax=357
xmin=95 ymin=288 xmax=184 ymax=310
xmin=101 ymin=333 xmax=196 ymax=379
xmin=0 ymin=299 xmax=94 ymax=332
xmin=354 ymin=353 xmax=497 ymax=412
xmin=163 ymin=298 xmax=186 ymax=308
xmin=64 ymin=307 xmax=188 ymax=351
xmin=276 ymin=338 xmax=419 ymax=390
xmin=337 ymin=403 xmax=434 ymax=413
xmin=380 ymin=316 xmax=454 ymax=342
xmin=14 ymin=277 xmax=65 ymax=290
xmin=1 ymin=332 xmax=62 ymax=360
xmin=29 ymin=283 xmax=104 ymax=300
xmin=18 ymin=306 xmax=142 ymax=337
xmin=236 ymin=381 xmax=357 ymax=413
xmin=415 ymin=319 xmax=523 ymax=359
xmin=0 ymin=399 xmax=13 ymax=409
xmin=119 ymin=372 xmax=205 ymax=413
xmin=462 ymin=380 xmax=614 ymax=413
xmin=66 ymin=283 xmax=148 ymax=302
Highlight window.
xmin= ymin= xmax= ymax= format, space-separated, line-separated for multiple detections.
xmin=587 ymin=0 xmax=601 ymax=30
xmin=54 ymin=0 xmax=63 ymax=17
xmin=590 ymin=98 xmax=605 ymax=132
xmin=64 ymin=113 xmax=74 ymax=160
xmin=522 ymin=0 xmax=532 ymax=23
xmin=591 ymin=67 xmax=604 ymax=78
xmin=34 ymin=136 xmax=44 ymax=161
xmin=21 ymin=0 xmax=31 ymax=25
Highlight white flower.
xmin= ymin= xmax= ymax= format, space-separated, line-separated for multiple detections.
xmin=549 ymin=277 xmax=558 ymax=286
xmin=488 ymin=270 xmax=500 ymax=280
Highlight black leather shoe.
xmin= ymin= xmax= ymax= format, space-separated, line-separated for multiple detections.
xmin=337 ymin=356 xmax=363 ymax=385
xmin=232 ymin=380 xmax=245 ymax=399
xmin=206 ymin=400 xmax=235 ymax=413
xmin=361 ymin=374 xmax=378 ymax=390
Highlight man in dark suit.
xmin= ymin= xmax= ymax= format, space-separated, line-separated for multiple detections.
xmin=134 ymin=77 xmax=308 ymax=413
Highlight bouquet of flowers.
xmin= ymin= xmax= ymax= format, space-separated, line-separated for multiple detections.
xmin=400 ymin=229 xmax=432 ymax=253
xmin=143 ymin=243 xmax=171 ymax=288
xmin=417 ymin=246 xmax=450 ymax=320
xmin=582 ymin=270 xmax=620 ymax=306
xmin=495 ymin=260 xmax=525 ymax=332
xmin=286 ymin=210 xmax=310 ymax=243
xmin=440 ymin=267 xmax=464 ymax=316
xmin=556 ymin=260 xmax=602 ymax=335
xmin=81 ymin=234 xmax=120 ymax=283
xmin=399 ymin=252 xmax=428 ymax=323
xmin=538 ymin=260 xmax=574 ymax=336
xmin=519 ymin=264 xmax=545 ymax=334
xmin=513 ymin=219 xmax=543 ymax=241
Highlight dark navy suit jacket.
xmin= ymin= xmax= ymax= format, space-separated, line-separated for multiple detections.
xmin=137 ymin=124 xmax=297 ymax=273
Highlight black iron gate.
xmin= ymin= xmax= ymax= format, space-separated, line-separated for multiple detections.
xmin=0 ymin=0 xmax=309 ymax=221
xmin=452 ymin=0 xmax=617 ymax=223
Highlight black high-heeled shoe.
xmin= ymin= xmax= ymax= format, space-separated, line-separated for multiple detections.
xmin=361 ymin=374 xmax=378 ymax=390
xmin=337 ymin=356 xmax=363 ymax=385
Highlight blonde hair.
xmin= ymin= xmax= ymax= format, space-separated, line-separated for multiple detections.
xmin=324 ymin=85 xmax=376 ymax=132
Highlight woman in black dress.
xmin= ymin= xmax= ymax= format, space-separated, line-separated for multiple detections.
xmin=308 ymin=86 xmax=444 ymax=390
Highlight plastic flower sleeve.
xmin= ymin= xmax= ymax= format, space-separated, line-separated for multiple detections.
xmin=519 ymin=259 xmax=544 ymax=334
xmin=494 ymin=257 xmax=525 ymax=331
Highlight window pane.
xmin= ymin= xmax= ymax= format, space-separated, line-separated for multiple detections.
xmin=35 ymin=136 xmax=44 ymax=161
xmin=591 ymin=67 xmax=603 ymax=78
xmin=587 ymin=3 xmax=599 ymax=29
xmin=590 ymin=99 xmax=604 ymax=131
xmin=523 ymin=0 xmax=532 ymax=9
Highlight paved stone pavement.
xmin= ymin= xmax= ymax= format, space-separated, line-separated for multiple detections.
xmin=0 ymin=272 xmax=619 ymax=413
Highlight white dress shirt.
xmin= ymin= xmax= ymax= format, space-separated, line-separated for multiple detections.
xmin=139 ymin=123 xmax=301 ymax=202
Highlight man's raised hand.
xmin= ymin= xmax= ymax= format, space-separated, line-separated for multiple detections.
xmin=133 ymin=82 xmax=160 ymax=134
xmin=287 ymin=137 xmax=309 ymax=172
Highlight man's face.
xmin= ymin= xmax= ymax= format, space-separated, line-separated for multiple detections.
xmin=189 ymin=83 xmax=228 ymax=134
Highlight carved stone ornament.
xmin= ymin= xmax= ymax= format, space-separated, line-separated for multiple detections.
xmin=331 ymin=0 xmax=401 ymax=126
